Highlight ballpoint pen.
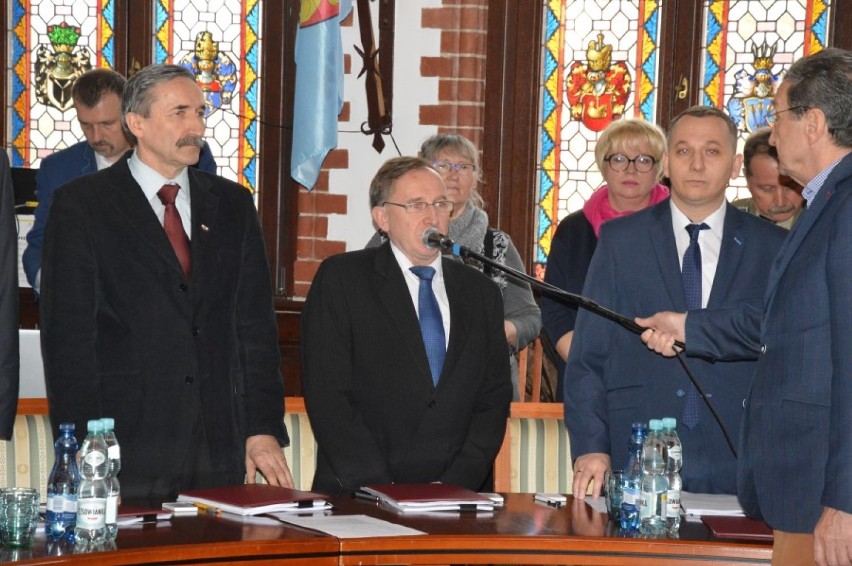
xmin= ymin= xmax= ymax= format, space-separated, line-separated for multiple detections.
xmin=192 ymin=502 xmax=221 ymax=516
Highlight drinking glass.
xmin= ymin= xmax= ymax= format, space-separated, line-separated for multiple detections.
xmin=0 ymin=488 xmax=39 ymax=547
xmin=604 ymin=470 xmax=624 ymax=521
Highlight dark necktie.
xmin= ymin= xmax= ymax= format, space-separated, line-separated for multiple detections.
xmin=410 ymin=266 xmax=446 ymax=385
xmin=681 ymin=223 xmax=708 ymax=429
xmin=157 ymin=183 xmax=192 ymax=278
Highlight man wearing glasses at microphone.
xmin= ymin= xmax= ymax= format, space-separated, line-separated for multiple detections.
xmin=301 ymin=156 xmax=512 ymax=494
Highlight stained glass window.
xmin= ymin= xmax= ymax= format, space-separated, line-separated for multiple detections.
xmin=7 ymin=0 xmax=116 ymax=167
xmin=535 ymin=0 xmax=832 ymax=273
xmin=535 ymin=0 xmax=662 ymax=271
xmin=5 ymin=0 xmax=263 ymax=196
xmin=154 ymin=0 xmax=263 ymax=194
xmin=703 ymin=0 xmax=830 ymax=200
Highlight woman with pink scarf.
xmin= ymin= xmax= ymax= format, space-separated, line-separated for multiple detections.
xmin=542 ymin=119 xmax=669 ymax=400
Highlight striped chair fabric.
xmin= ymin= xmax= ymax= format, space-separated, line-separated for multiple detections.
xmin=504 ymin=415 xmax=573 ymax=494
xmin=251 ymin=410 xmax=317 ymax=492
xmin=0 ymin=414 xmax=54 ymax=503
xmin=5 ymin=401 xmax=318 ymax=499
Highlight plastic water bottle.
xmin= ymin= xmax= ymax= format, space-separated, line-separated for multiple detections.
xmin=46 ymin=423 xmax=80 ymax=542
xmin=75 ymin=420 xmax=108 ymax=545
xmin=100 ymin=418 xmax=121 ymax=541
xmin=661 ymin=417 xmax=682 ymax=533
xmin=621 ymin=421 xmax=647 ymax=528
xmin=640 ymin=419 xmax=668 ymax=535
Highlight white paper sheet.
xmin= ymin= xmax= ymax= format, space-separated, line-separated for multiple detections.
xmin=680 ymin=491 xmax=745 ymax=517
xmin=271 ymin=513 xmax=426 ymax=538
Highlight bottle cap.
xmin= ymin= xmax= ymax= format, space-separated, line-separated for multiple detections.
xmin=100 ymin=417 xmax=115 ymax=431
xmin=59 ymin=423 xmax=75 ymax=432
xmin=87 ymin=419 xmax=104 ymax=433
xmin=662 ymin=417 xmax=677 ymax=429
xmin=631 ymin=421 xmax=648 ymax=433
xmin=648 ymin=419 xmax=663 ymax=431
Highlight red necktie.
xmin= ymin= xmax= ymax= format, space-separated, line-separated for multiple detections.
xmin=157 ymin=183 xmax=192 ymax=278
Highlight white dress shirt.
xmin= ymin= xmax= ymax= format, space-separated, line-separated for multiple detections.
xmin=390 ymin=242 xmax=451 ymax=347
xmin=670 ymin=199 xmax=726 ymax=309
xmin=128 ymin=151 xmax=192 ymax=238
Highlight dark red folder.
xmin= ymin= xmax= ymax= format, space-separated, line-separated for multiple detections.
xmin=701 ymin=515 xmax=774 ymax=541
xmin=177 ymin=484 xmax=330 ymax=516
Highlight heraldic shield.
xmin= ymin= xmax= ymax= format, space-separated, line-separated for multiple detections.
xmin=35 ymin=22 xmax=93 ymax=112
xmin=565 ymin=33 xmax=631 ymax=133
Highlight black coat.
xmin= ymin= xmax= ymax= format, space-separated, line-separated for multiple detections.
xmin=40 ymin=155 xmax=287 ymax=499
xmin=301 ymin=243 xmax=512 ymax=493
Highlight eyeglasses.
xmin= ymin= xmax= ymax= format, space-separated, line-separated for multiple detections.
xmin=604 ymin=153 xmax=657 ymax=173
xmin=431 ymin=160 xmax=477 ymax=176
xmin=767 ymin=105 xmax=809 ymax=127
xmin=383 ymin=200 xmax=455 ymax=215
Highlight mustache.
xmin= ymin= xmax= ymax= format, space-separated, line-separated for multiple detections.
xmin=176 ymin=136 xmax=204 ymax=148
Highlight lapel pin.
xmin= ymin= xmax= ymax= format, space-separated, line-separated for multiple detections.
xmin=201 ymin=224 xmax=209 ymax=232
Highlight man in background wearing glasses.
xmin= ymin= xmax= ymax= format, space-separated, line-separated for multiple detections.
xmin=301 ymin=156 xmax=512 ymax=494
xmin=567 ymin=106 xmax=786 ymax=501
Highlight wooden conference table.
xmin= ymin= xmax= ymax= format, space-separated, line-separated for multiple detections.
xmin=5 ymin=493 xmax=772 ymax=565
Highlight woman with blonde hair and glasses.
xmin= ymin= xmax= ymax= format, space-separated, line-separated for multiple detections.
xmin=367 ymin=134 xmax=541 ymax=399
xmin=542 ymin=119 xmax=669 ymax=400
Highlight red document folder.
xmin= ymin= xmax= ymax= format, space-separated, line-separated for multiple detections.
xmin=177 ymin=484 xmax=330 ymax=516
xmin=701 ymin=515 xmax=774 ymax=541
xmin=360 ymin=483 xmax=495 ymax=513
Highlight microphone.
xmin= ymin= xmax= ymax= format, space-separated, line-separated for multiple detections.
xmin=422 ymin=228 xmax=453 ymax=251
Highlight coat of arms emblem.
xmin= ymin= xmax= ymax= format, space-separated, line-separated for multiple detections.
xmin=34 ymin=22 xmax=93 ymax=111
xmin=179 ymin=31 xmax=238 ymax=116
xmin=565 ymin=33 xmax=631 ymax=132
xmin=726 ymin=42 xmax=782 ymax=133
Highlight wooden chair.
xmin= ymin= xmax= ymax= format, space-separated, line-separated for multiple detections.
xmin=493 ymin=401 xmax=573 ymax=493
xmin=516 ymin=337 xmax=544 ymax=402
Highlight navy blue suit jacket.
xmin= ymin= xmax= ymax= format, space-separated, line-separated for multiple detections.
xmin=564 ymin=199 xmax=785 ymax=494
xmin=688 ymin=153 xmax=852 ymax=531
xmin=23 ymin=141 xmax=217 ymax=287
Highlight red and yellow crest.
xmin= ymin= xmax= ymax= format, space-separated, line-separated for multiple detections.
xmin=565 ymin=34 xmax=631 ymax=132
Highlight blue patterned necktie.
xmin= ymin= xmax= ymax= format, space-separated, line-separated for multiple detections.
xmin=410 ymin=266 xmax=446 ymax=385
xmin=681 ymin=223 xmax=708 ymax=429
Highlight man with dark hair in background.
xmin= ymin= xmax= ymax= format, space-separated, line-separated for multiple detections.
xmin=732 ymin=127 xmax=804 ymax=230
xmin=23 ymin=68 xmax=216 ymax=292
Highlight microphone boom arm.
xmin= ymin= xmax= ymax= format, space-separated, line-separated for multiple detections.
xmin=445 ymin=241 xmax=685 ymax=349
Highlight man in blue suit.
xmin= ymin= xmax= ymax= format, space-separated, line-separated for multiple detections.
xmin=641 ymin=49 xmax=852 ymax=565
xmin=566 ymin=106 xmax=786 ymax=501
xmin=23 ymin=68 xmax=216 ymax=291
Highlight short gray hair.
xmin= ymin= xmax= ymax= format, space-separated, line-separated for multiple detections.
xmin=369 ymin=156 xmax=437 ymax=208
xmin=121 ymin=64 xmax=196 ymax=145
xmin=784 ymin=47 xmax=852 ymax=148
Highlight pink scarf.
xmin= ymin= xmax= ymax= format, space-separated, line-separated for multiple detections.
xmin=583 ymin=183 xmax=669 ymax=236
